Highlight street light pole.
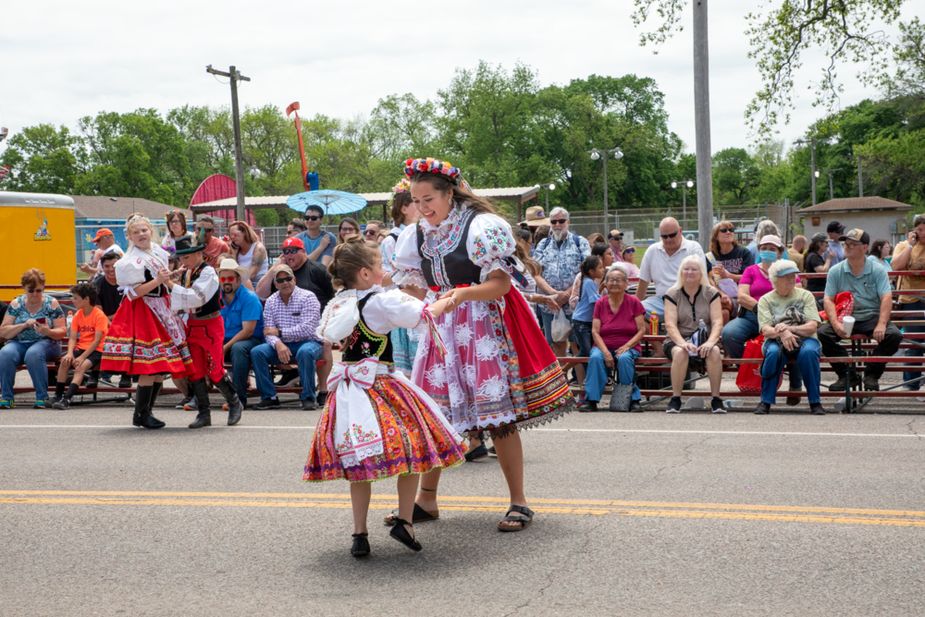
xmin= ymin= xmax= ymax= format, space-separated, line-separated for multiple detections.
xmin=590 ymin=147 xmax=623 ymax=230
xmin=671 ymin=180 xmax=695 ymax=227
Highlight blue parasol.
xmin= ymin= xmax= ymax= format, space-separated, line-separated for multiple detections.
xmin=287 ymin=189 xmax=367 ymax=215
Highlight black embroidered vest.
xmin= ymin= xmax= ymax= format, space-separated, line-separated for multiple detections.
xmin=416 ymin=208 xmax=483 ymax=289
xmin=184 ymin=263 xmax=223 ymax=317
xmin=341 ymin=293 xmax=393 ymax=363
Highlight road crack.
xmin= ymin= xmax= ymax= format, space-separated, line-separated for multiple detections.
xmin=650 ymin=435 xmax=712 ymax=485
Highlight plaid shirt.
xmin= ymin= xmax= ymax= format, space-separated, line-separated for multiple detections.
xmin=262 ymin=286 xmax=321 ymax=347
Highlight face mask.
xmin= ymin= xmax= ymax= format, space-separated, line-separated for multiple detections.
xmin=758 ymin=250 xmax=778 ymax=263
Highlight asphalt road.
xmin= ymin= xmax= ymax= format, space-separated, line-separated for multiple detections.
xmin=1 ymin=402 xmax=924 ymax=617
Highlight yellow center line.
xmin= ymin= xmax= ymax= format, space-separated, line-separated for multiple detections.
xmin=1 ymin=490 xmax=924 ymax=528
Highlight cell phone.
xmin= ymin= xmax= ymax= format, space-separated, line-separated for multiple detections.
xmin=35 ymin=317 xmax=47 ymax=325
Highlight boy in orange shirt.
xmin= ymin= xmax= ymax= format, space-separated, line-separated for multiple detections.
xmin=53 ymin=283 xmax=109 ymax=409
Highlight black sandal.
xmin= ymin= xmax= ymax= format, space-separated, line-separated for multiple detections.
xmin=351 ymin=532 xmax=370 ymax=558
xmin=497 ymin=504 xmax=535 ymax=532
xmin=389 ymin=518 xmax=422 ymax=552
xmin=383 ymin=502 xmax=439 ymax=526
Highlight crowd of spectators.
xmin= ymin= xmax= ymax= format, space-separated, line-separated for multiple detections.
xmin=0 ymin=205 xmax=918 ymax=416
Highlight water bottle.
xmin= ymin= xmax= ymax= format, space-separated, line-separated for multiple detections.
xmin=66 ymin=310 xmax=74 ymax=335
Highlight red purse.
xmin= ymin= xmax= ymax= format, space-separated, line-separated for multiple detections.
xmin=735 ymin=334 xmax=766 ymax=394
xmin=818 ymin=291 xmax=854 ymax=322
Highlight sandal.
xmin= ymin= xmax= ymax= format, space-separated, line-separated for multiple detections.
xmin=497 ymin=504 xmax=535 ymax=532
xmin=389 ymin=518 xmax=422 ymax=552
xmin=350 ymin=532 xmax=370 ymax=558
xmin=383 ymin=503 xmax=439 ymax=526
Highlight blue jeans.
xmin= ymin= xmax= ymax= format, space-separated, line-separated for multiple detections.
xmin=642 ymin=295 xmax=664 ymax=320
xmin=0 ymin=339 xmax=61 ymax=401
xmin=584 ymin=347 xmax=641 ymax=403
xmin=250 ymin=340 xmax=322 ymax=402
xmin=901 ymin=300 xmax=925 ymax=390
xmin=572 ymin=320 xmax=593 ymax=357
xmin=225 ymin=336 xmax=262 ymax=403
xmin=760 ymin=338 xmax=821 ymax=405
xmin=725 ymin=310 xmax=803 ymax=390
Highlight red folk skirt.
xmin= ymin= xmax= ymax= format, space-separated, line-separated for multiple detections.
xmin=101 ymin=296 xmax=191 ymax=377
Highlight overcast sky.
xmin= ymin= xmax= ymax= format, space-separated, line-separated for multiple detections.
xmin=3 ymin=0 xmax=922 ymax=159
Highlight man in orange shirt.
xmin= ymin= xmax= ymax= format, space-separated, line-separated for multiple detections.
xmin=195 ymin=216 xmax=231 ymax=268
xmin=53 ymin=283 xmax=109 ymax=409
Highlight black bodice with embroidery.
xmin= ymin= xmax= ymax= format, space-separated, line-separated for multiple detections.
xmin=341 ymin=293 xmax=394 ymax=363
xmin=416 ymin=207 xmax=482 ymax=289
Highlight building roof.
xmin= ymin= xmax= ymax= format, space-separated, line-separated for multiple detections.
xmin=71 ymin=195 xmax=177 ymax=220
xmin=189 ymin=186 xmax=541 ymax=214
xmin=798 ymin=196 xmax=912 ymax=214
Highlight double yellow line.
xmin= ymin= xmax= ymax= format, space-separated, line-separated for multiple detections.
xmin=2 ymin=490 xmax=923 ymax=528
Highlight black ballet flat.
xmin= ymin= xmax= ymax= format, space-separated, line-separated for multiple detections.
xmin=388 ymin=518 xmax=422 ymax=552
xmin=351 ymin=532 xmax=370 ymax=558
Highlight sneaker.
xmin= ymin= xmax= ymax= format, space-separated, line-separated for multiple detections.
xmin=809 ymin=403 xmax=827 ymax=415
xmin=300 ymin=398 xmax=318 ymax=411
xmin=0 ymin=399 xmax=13 ymax=409
xmin=754 ymin=402 xmax=771 ymax=415
xmin=828 ymin=375 xmax=860 ymax=391
xmin=274 ymin=370 xmax=299 ymax=387
xmin=254 ymin=397 xmax=281 ymax=410
xmin=629 ymin=400 xmax=642 ymax=412
xmin=175 ymin=396 xmax=194 ymax=410
xmin=465 ymin=443 xmax=489 ymax=462
xmin=666 ymin=397 xmax=682 ymax=413
xmin=316 ymin=391 xmax=328 ymax=407
xmin=52 ymin=398 xmax=70 ymax=410
xmin=33 ymin=399 xmax=48 ymax=410
xmin=785 ymin=395 xmax=801 ymax=406
xmin=710 ymin=397 xmax=726 ymax=414
xmin=862 ymin=375 xmax=880 ymax=391
xmin=577 ymin=401 xmax=598 ymax=412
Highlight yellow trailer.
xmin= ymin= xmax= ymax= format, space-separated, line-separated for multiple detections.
xmin=0 ymin=192 xmax=76 ymax=302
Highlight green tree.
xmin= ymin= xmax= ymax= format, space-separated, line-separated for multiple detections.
xmin=713 ymin=147 xmax=760 ymax=204
xmin=0 ymin=124 xmax=79 ymax=193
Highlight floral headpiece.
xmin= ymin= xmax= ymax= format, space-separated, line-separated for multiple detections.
xmin=403 ymin=157 xmax=461 ymax=184
xmin=391 ymin=178 xmax=411 ymax=194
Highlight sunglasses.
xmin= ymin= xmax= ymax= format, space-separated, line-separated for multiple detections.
xmin=281 ymin=248 xmax=302 ymax=255
xmin=364 ymin=229 xmax=378 ymax=236
xmin=623 ymin=247 xmax=636 ymax=254
xmin=550 ymin=219 xmax=567 ymax=225
xmin=718 ymin=227 xmax=735 ymax=233
xmin=219 ymin=276 xmax=237 ymax=283
xmin=660 ymin=231 xmax=679 ymax=239
xmin=609 ymin=234 xmax=623 ymax=241
xmin=197 ymin=227 xmax=214 ymax=233
xmin=305 ymin=215 xmax=321 ymax=221
xmin=275 ymin=276 xmax=294 ymax=284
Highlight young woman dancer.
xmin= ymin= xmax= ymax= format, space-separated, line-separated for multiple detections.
xmin=101 ymin=215 xmax=191 ymax=428
xmin=303 ymin=238 xmax=466 ymax=557
xmin=391 ymin=157 xmax=574 ymax=532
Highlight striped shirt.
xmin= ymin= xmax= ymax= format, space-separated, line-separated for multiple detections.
xmin=262 ymin=287 xmax=321 ymax=347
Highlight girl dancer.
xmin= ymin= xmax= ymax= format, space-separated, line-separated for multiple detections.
xmin=303 ymin=238 xmax=466 ymax=557
xmin=392 ymin=157 xmax=574 ymax=532
xmin=101 ymin=215 xmax=191 ymax=428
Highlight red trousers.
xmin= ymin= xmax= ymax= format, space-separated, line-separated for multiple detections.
xmin=185 ymin=316 xmax=226 ymax=383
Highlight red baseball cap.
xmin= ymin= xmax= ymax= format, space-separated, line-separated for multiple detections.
xmin=92 ymin=228 xmax=114 ymax=242
xmin=281 ymin=237 xmax=305 ymax=250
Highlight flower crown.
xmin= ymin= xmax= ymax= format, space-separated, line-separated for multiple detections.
xmin=403 ymin=157 xmax=461 ymax=184
xmin=391 ymin=178 xmax=411 ymax=194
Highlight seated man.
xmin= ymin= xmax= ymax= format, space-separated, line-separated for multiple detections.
xmin=250 ymin=265 xmax=323 ymax=410
xmin=636 ymin=217 xmax=706 ymax=320
xmin=218 ymin=258 xmax=264 ymax=409
xmin=818 ymin=228 xmax=902 ymax=391
xmin=754 ymin=260 xmax=825 ymax=415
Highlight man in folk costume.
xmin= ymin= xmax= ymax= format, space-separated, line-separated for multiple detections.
xmin=166 ymin=236 xmax=244 ymax=428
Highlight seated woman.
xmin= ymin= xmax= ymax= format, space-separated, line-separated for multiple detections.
xmin=755 ymin=260 xmax=825 ymax=415
xmin=580 ymin=265 xmax=646 ymax=411
xmin=663 ymin=256 xmax=725 ymax=413
xmin=803 ymin=233 xmax=832 ymax=308
xmin=722 ymin=234 xmax=804 ymax=403
xmin=52 ymin=283 xmax=108 ymax=409
xmin=0 ymin=269 xmax=67 ymax=409
xmin=706 ymin=220 xmax=754 ymax=322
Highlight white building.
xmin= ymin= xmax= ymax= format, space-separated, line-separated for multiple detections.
xmin=798 ymin=196 xmax=912 ymax=244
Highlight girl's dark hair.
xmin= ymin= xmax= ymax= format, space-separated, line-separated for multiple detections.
xmin=70 ymin=282 xmax=98 ymax=306
xmin=329 ymin=237 xmax=380 ymax=289
xmin=869 ymin=239 xmax=890 ymax=258
xmin=289 ymin=218 xmax=307 ymax=231
xmin=166 ymin=210 xmax=188 ymax=239
xmin=805 ymin=236 xmax=827 ymax=266
xmin=590 ymin=242 xmax=609 ymax=258
xmin=581 ymin=255 xmax=602 ymax=278
xmin=409 ymin=173 xmax=497 ymax=215
xmin=390 ymin=191 xmax=413 ymax=226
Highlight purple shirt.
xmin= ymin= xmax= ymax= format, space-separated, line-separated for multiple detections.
xmin=262 ymin=286 xmax=321 ymax=347
xmin=593 ymin=294 xmax=645 ymax=351
xmin=740 ymin=264 xmax=801 ymax=302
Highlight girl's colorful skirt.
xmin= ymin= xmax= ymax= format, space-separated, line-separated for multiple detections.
xmin=413 ymin=287 xmax=574 ymax=436
xmin=101 ymin=296 xmax=191 ymax=377
xmin=304 ymin=365 xmax=466 ymax=483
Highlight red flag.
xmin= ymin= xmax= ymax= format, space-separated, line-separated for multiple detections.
xmin=286 ymin=101 xmax=310 ymax=191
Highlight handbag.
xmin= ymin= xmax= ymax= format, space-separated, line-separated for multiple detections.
xmin=551 ymin=308 xmax=572 ymax=342
xmin=818 ymin=291 xmax=854 ymax=322
xmin=608 ymin=383 xmax=633 ymax=412
xmin=735 ymin=334 xmax=766 ymax=394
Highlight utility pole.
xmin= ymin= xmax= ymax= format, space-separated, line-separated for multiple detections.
xmin=693 ymin=0 xmax=714 ymax=251
xmin=206 ymin=64 xmax=250 ymax=222
xmin=810 ymin=138 xmax=817 ymax=205
xmin=827 ymin=170 xmax=834 ymax=201
xmin=857 ymin=155 xmax=864 ymax=197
